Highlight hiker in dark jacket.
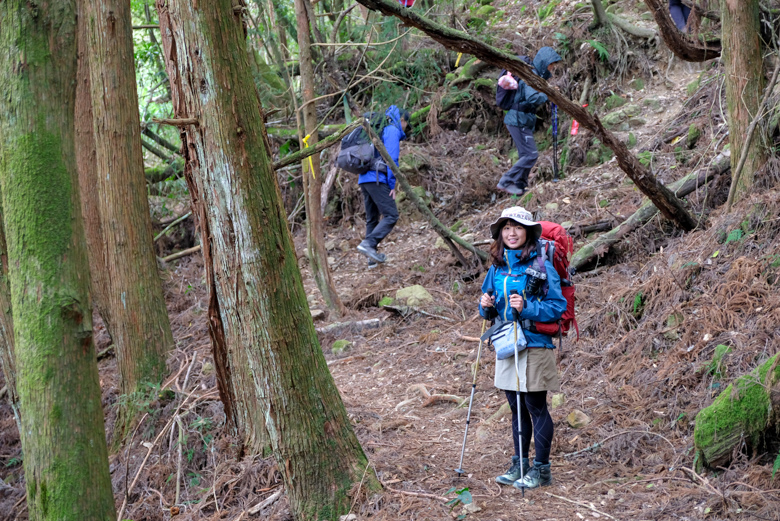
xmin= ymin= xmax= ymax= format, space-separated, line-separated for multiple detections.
xmin=479 ymin=206 xmax=566 ymax=490
xmin=356 ymin=105 xmax=410 ymax=266
xmin=496 ymin=47 xmax=562 ymax=196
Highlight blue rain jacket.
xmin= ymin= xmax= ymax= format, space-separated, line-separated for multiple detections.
xmin=479 ymin=247 xmax=567 ymax=348
xmin=358 ymin=105 xmax=407 ymax=190
xmin=503 ymin=47 xmax=562 ymax=130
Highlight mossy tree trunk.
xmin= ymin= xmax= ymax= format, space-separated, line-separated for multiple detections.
xmin=0 ymin=1 xmax=116 ymax=519
xmin=156 ymin=2 xmax=377 ymax=519
xmin=295 ymin=0 xmax=346 ymax=315
xmin=722 ymin=0 xmax=765 ymax=203
xmin=695 ymin=355 xmax=780 ymax=469
xmin=85 ymin=0 xmax=174 ymax=416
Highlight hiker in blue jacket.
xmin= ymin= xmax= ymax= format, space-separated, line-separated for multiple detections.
xmin=478 ymin=206 xmax=566 ymax=490
xmin=356 ymin=105 xmax=410 ymax=266
xmin=496 ymin=47 xmax=562 ymax=195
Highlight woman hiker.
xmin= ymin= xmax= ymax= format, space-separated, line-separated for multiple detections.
xmin=478 ymin=206 xmax=566 ymax=489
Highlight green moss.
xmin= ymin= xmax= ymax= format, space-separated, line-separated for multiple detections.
xmin=473 ymin=77 xmax=494 ymax=89
xmin=694 ymin=354 xmax=780 ymax=465
xmin=627 ymin=132 xmax=637 ymax=148
xmin=687 ymin=77 xmax=701 ymax=97
xmin=378 ymin=296 xmax=394 ymax=307
xmin=605 ymin=94 xmax=627 ymax=110
xmin=687 ymin=124 xmax=701 ymax=149
xmin=630 ymin=78 xmax=645 ymax=91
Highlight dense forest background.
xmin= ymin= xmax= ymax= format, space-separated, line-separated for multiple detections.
xmin=2 ymin=0 xmax=780 ymax=520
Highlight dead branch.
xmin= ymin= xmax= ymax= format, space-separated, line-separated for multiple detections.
xmin=161 ymin=244 xmax=202 ymax=263
xmin=382 ymin=484 xmax=448 ymax=501
xmin=422 ymin=394 xmax=465 ymax=407
xmin=407 ymin=383 xmax=431 ymax=399
xmin=545 ymin=492 xmax=618 ymax=520
xmin=247 ymin=489 xmax=284 ymax=515
xmin=316 ymin=318 xmax=382 ymax=334
xmin=153 ymin=117 xmax=199 ymax=127
xmin=273 ymin=120 xmax=361 ymax=171
xmin=643 ymin=0 xmax=721 ymax=61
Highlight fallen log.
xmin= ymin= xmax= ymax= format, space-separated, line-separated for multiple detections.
xmin=694 ymin=354 xmax=780 ymax=470
xmin=316 ymin=318 xmax=382 ymax=334
xmin=644 ymin=0 xmax=721 ymax=62
xmin=571 ymin=155 xmax=730 ymax=272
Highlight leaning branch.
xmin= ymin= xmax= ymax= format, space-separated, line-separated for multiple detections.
xmin=643 ymin=0 xmax=721 ymax=62
xmin=354 ymin=0 xmax=697 ymax=231
xmin=572 ymin=155 xmax=730 ymax=271
xmin=363 ymin=120 xmax=489 ymax=263
xmin=272 ymin=120 xmax=361 ymax=170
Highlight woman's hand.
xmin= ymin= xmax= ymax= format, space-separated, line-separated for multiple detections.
xmin=480 ymin=293 xmax=495 ymax=308
xmin=509 ymin=293 xmax=524 ymax=314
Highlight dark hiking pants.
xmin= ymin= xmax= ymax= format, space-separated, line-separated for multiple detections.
xmin=361 ymin=182 xmax=398 ymax=249
xmin=505 ymin=390 xmax=554 ymax=464
xmin=669 ymin=0 xmax=690 ymax=31
xmin=499 ymin=125 xmax=538 ymax=191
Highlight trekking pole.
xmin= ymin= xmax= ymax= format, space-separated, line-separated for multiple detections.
xmin=552 ymin=104 xmax=559 ymax=182
xmin=455 ymin=289 xmax=493 ymax=478
xmin=509 ymin=289 xmax=525 ymax=497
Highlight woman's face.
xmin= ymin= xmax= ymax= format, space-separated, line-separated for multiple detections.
xmin=501 ymin=221 xmax=527 ymax=250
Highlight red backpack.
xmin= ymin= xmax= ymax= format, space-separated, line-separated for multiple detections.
xmin=532 ymin=221 xmax=578 ymax=340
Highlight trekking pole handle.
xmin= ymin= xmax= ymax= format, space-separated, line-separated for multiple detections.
xmin=509 ymin=289 xmax=521 ymax=321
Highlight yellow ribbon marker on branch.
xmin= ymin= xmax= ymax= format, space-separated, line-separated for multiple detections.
xmin=455 ymin=52 xmax=463 ymax=68
xmin=302 ymin=133 xmax=315 ymax=179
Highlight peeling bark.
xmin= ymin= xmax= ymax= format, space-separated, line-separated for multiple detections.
xmin=156 ymin=1 xmax=377 ymax=518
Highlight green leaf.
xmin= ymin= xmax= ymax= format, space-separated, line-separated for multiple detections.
xmin=773 ymin=453 xmax=780 ymax=479
xmin=586 ymin=39 xmax=610 ymax=62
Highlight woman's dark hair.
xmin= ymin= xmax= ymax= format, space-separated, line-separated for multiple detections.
xmin=489 ymin=223 xmax=538 ymax=267
xmin=399 ymin=108 xmax=411 ymax=123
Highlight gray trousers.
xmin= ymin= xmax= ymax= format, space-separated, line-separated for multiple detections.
xmin=499 ymin=125 xmax=538 ymax=191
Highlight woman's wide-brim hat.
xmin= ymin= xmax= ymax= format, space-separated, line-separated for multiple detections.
xmin=489 ymin=206 xmax=542 ymax=241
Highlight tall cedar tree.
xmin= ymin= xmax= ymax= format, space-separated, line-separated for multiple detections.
xmin=295 ymin=0 xmax=346 ymax=315
xmin=82 ymin=0 xmax=174 ymax=410
xmin=155 ymin=1 xmax=377 ymax=519
xmin=722 ymin=0 xmax=765 ymax=201
xmin=0 ymin=1 xmax=116 ymax=519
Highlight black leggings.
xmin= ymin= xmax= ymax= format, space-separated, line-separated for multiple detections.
xmin=504 ymin=390 xmax=554 ymax=464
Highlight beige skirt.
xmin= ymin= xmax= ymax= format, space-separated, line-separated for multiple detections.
xmin=494 ymin=348 xmax=560 ymax=392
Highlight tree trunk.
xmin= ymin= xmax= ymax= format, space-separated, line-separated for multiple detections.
xmin=354 ymin=0 xmax=699 ymax=231
xmin=591 ymin=0 xmax=609 ymax=27
xmin=722 ymin=0 xmax=765 ymax=203
xmin=695 ymin=354 xmax=780 ymax=469
xmin=0 ymin=1 xmax=116 ymax=519
xmin=643 ymin=0 xmax=721 ymax=61
xmin=155 ymin=2 xmax=377 ymax=519
xmin=76 ymin=3 xmax=113 ymax=343
xmin=0 ymin=200 xmax=19 ymax=430
xmin=295 ymin=0 xmax=346 ymax=315
xmin=86 ymin=0 xmax=174 ymax=407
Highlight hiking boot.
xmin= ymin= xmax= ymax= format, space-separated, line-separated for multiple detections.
xmin=357 ymin=240 xmax=386 ymax=263
xmin=495 ymin=456 xmax=531 ymax=485
xmin=368 ymin=258 xmax=379 ymax=269
xmin=513 ymin=461 xmax=552 ymax=490
xmin=496 ymin=182 xmax=525 ymax=196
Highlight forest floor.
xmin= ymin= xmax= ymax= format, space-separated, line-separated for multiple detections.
xmin=3 ymin=2 xmax=780 ymax=521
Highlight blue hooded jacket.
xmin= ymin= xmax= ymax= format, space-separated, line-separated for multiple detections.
xmin=503 ymin=47 xmax=562 ymax=129
xmin=479 ymin=246 xmax=567 ymax=348
xmin=358 ymin=105 xmax=406 ymax=190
